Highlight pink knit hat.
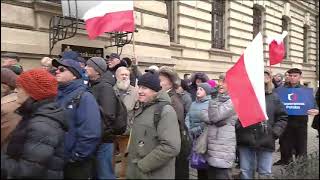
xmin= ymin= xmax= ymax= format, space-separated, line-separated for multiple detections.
xmin=207 ymin=79 xmax=217 ymax=88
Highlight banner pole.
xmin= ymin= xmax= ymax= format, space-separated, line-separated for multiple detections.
xmin=132 ymin=32 xmax=137 ymax=65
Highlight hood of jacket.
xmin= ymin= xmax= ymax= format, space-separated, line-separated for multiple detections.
xmin=91 ymin=70 xmax=116 ymax=87
xmin=141 ymin=90 xmax=172 ymax=108
xmin=216 ymin=93 xmax=230 ymax=102
xmin=17 ymin=98 xmax=68 ymax=131
xmin=196 ymin=95 xmax=211 ymax=103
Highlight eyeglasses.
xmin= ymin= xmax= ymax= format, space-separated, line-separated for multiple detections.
xmin=57 ymin=66 xmax=67 ymax=72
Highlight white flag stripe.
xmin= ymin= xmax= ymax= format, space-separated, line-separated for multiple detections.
xmin=83 ymin=1 xmax=134 ymax=20
xmin=243 ymin=33 xmax=268 ymax=120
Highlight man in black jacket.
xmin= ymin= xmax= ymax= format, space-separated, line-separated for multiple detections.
xmin=275 ymin=68 xmax=319 ymax=165
xmin=85 ymin=57 xmax=117 ymax=179
xmin=236 ymin=70 xmax=288 ymax=179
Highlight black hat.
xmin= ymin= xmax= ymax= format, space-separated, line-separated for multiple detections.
xmin=287 ymin=68 xmax=302 ymax=75
xmin=138 ymin=70 xmax=161 ymax=92
xmin=2 ymin=52 xmax=20 ymax=62
xmin=109 ymin=53 xmax=120 ymax=60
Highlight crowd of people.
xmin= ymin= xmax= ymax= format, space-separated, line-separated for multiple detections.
xmin=1 ymin=51 xmax=319 ymax=179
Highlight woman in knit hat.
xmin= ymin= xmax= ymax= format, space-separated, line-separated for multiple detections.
xmin=1 ymin=68 xmax=21 ymax=149
xmin=1 ymin=69 xmax=68 ymax=179
xmin=189 ymin=72 xmax=210 ymax=101
xmin=185 ymin=82 xmax=212 ymax=179
xmin=126 ymin=71 xmax=181 ymax=179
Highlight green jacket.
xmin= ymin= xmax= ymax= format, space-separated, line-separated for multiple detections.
xmin=126 ymin=91 xmax=181 ymax=179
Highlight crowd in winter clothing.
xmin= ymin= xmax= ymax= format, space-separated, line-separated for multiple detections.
xmin=1 ymin=51 xmax=319 ymax=179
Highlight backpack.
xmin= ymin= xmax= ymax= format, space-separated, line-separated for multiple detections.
xmin=69 ymin=89 xmax=127 ymax=135
xmin=153 ymin=101 xmax=192 ymax=157
xmin=111 ymin=91 xmax=128 ymax=135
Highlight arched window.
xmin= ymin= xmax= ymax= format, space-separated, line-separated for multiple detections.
xmin=253 ymin=6 xmax=262 ymax=38
xmin=211 ymin=0 xmax=225 ymax=49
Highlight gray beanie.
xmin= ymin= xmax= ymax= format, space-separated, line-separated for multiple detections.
xmin=87 ymin=57 xmax=107 ymax=75
xmin=198 ymin=82 xmax=212 ymax=95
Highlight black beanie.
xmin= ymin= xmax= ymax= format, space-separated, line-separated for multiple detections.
xmin=138 ymin=70 xmax=161 ymax=92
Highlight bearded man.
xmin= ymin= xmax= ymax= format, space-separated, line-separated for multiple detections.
xmin=113 ymin=66 xmax=138 ymax=178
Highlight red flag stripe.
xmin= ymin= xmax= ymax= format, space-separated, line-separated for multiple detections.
xmin=225 ymin=55 xmax=266 ymax=127
xmin=85 ymin=10 xmax=134 ymax=40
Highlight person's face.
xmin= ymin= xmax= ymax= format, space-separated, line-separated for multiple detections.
xmin=55 ymin=66 xmax=77 ymax=83
xmin=108 ymin=58 xmax=120 ymax=68
xmin=1 ymin=58 xmax=17 ymax=67
xmin=184 ymin=74 xmax=190 ymax=80
xmin=265 ymin=73 xmax=272 ymax=84
xmin=138 ymin=85 xmax=157 ymax=103
xmin=288 ymin=73 xmax=301 ymax=85
xmin=195 ymin=79 xmax=202 ymax=86
xmin=16 ymin=86 xmax=30 ymax=104
xmin=116 ymin=69 xmax=130 ymax=81
xmin=1 ymin=83 xmax=11 ymax=97
xmin=84 ymin=65 xmax=100 ymax=80
xmin=159 ymin=75 xmax=173 ymax=91
xmin=285 ymin=72 xmax=290 ymax=82
xmin=274 ymin=75 xmax=282 ymax=82
xmin=196 ymin=87 xmax=207 ymax=98
xmin=218 ymin=81 xmax=228 ymax=94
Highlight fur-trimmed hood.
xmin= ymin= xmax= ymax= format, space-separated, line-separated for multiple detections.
xmin=159 ymin=66 xmax=181 ymax=88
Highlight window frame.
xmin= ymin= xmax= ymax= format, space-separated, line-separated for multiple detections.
xmin=211 ymin=0 xmax=225 ymax=49
xmin=303 ymin=25 xmax=309 ymax=63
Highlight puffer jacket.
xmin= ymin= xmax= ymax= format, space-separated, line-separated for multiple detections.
xmin=1 ymin=98 xmax=67 ymax=179
xmin=236 ymin=92 xmax=288 ymax=151
xmin=126 ymin=91 xmax=181 ymax=179
xmin=185 ymin=95 xmax=211 ymax=139
xmin=202 ymin=93 xmax=237 ymax=168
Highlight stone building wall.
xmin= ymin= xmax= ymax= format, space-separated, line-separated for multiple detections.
xmin=1 ymin=0 xmax=319 ymax=88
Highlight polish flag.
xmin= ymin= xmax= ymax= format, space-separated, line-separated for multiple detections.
xmin=267 ymin=31 xmax=288 ymax=65
xmin=225 ymin=33 xmax=268 ymax=128
xmin=83 ymin=1 xmax=135 ymax=40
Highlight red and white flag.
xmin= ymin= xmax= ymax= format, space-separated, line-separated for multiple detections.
xmin=225 ymin=33 xmax=268 ymax=127
xmin=83 ymin=1 xmax=135 ymax=40
xmin=267 ymin=31 xmax=288 ymax=65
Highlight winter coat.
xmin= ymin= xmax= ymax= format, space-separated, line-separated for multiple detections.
xmin=89 ymin=71 xmax=117 ymax=142
xmin=126 ymin=91 xmax=181 ymax=179
xmin=185 ymin=95 xmax=211 ymax=139
xmin=236 ymin=92 xmax=288 ymax=151
xmin=201 ymin=93 xmax=237 ymax=168
xmin=1 ymin=92 xmax=21 ymax=148
xmin=1 ymin=98 xmax=67 ymax=179
xmin=114 ymin=84 xmax=139 ymax=135
xmin=178 ymin=90 xmax=192 ymax=117
xmin=168 ymin=89 xmax=185 ymax=128
xmin=129 ymin=65 xmax=142 ymax=87
xmin=56 ymin=79 xmax=101 ymax=162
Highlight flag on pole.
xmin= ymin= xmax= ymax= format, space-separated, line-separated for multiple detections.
xmin=267 ymin=31 xmax=288 ymax=65
xmin=83 ymin=1 xmax=135 ymax=40
xmin=225 ymin=33 xmax=268 ymax=127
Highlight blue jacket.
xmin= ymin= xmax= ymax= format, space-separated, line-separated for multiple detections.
xmin=185 ymin=95 xmax=211 ymax=139
xmin=56 ymin=79 xmax=101 ymax=162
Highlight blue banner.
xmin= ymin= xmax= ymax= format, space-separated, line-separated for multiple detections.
xmin=275 ymin=87 xmax=315 ymax=115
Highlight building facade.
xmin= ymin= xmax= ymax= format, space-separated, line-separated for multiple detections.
xmin=1 ymin=0 xmax=319 ymax=88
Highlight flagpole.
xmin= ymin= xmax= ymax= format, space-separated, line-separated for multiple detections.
xmin=132 ymin=32 xmax=137 ymax=65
